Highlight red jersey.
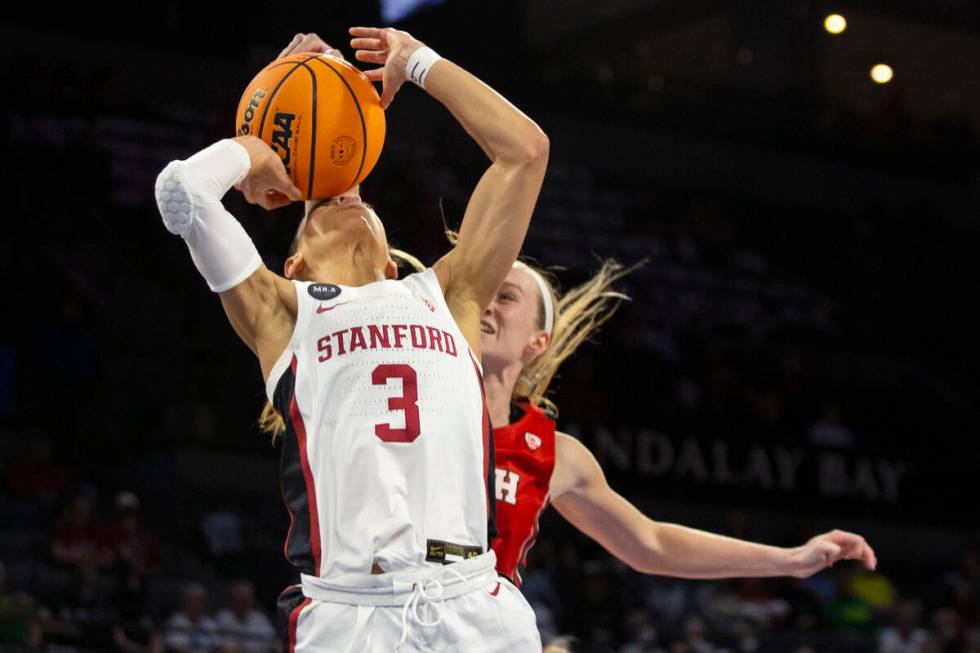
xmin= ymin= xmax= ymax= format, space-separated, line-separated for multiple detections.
xmin=491 ymin=402 xmax=556 ymax=586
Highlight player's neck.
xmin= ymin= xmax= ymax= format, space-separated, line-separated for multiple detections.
xmin=482 ymin=360 xmax=523 ymax=428
xmin=316 ymin=247 xmax=386 ymax=286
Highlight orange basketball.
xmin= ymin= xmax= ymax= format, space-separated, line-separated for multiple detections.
xmin=235 ymin=53 xmax=385 ymax=200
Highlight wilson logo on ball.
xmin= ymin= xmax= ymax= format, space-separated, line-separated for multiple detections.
xmin=270 ymin=112 xmax=296 ymax=175
xmin=237 ymin=89 xmax=267 ymax=136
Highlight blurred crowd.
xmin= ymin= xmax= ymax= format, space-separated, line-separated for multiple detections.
xmin=1 ymin=22 xmax=977 ymax=653
xmin=525 ymin=522 xmax=980 ymax=653
xmin=1 ymin=447 xmax=978 ymax=652
xmin=0 ymin=441 xmax=278 ymax=653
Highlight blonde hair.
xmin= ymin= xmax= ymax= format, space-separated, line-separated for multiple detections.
xmin=443 ymin=229 xmax=640 ymax=415
xmin=515 ymin=258 xmax=640 ymax=416
xmin=258 ymin=247 xmax=425 ymax=441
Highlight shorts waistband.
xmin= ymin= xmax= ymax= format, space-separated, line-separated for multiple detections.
xmin=300 ymin=550 xmax=497 ymax=606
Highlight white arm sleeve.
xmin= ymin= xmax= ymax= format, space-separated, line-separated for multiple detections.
xmin=154 ymin=139 xmax=263 ymax=293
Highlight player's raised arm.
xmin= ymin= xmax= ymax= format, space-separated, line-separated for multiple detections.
xmin=349 ymin=27 xmax=549 ymax=353
xmin=549 ymin=433 xmax=878 ymax=579
xmin=154 ymin=136 xmax=301 ymax=378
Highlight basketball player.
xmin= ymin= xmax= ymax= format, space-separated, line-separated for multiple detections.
xmin=481 ymin=261 xmax=878 ymax=587
xmin=155 ymin=26 xmax=547 ymax=652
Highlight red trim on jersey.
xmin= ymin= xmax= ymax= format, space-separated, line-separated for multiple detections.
xmin=491 ymin=401 xmax=556 ymax=587
xmin=288 ymin=355 xmax=322 ymax=577
xmin=287 ymin=596 xmax=312 ymax=652
xmin=515 ymin=495 xmax=548 ymax=584
xmin=281 ymin=481 xmax=295 ymax=564
xmin=468 ymin=352 xmax=492 ymax=518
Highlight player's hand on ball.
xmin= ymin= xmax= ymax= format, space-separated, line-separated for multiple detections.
xmin=349 ymin=27 xmax=425 ymax=109
xmin=278 ymin=32 xmax=345 ymax=60
xmin=231 ymin=136 xmax=302 ymax=210
xmin=785 ymin=530 xmax=877 ymax=578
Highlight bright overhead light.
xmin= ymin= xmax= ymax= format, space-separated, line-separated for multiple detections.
xmin=824 ymin=14 xmax=847 ymax=34
xmin=870 ymin=63 xmax=894 ymax=84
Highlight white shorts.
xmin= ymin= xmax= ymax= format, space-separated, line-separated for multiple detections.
xmin=278 ymin=552 xmax=541 ymax=652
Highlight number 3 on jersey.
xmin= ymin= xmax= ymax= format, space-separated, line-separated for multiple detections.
xmin=372 ymin=364 xmax=421 ymax=443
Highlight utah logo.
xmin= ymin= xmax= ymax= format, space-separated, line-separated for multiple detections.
xmin=525 ymin=432 xmax=542 ymax=451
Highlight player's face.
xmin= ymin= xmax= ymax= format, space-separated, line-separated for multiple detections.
xmin=298 ymin=188 xmax=390 ymax=273
xmin=481 ymin=266 xmax=548 ymax=369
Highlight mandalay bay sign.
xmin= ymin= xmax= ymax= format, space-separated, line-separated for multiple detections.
xmin=589 ymin=428 xmax=908 ymax=503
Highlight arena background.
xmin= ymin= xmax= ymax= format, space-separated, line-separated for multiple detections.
xmin=0 ymin=1 xmax=977 ymax=651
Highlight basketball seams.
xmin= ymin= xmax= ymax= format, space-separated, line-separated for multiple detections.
xmin=302 ymin=63 xmax=318 ymax=199
xmin=309 ymin=57 xmax=368 ymax=186
xmin=236 ymin=61 xmax=296 ymax=118
xmin=254 ymin=56 xmax=320 ymax=197
xmin=257 ymin=55 xmax=321 ymax=140
xmin=257 ymin=61 xmax=304 ymax=141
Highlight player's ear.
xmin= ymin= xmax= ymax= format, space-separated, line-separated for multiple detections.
xmin=284 ymin=253 xmax=306 ymax=279
xmin=385 ymin=258 xmax=398 ymax=280
xmin=524 ymin=331 xmax=550 ymax=361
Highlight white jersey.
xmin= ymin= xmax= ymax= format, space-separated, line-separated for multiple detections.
xmin=265 ymin=268 xmax=493 ymax=581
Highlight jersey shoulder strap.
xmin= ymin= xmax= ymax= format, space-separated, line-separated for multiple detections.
xmin=264 ymin=279 xmax=318 ymax=403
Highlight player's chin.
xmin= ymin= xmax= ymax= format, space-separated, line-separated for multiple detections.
xmin=479 ymin=334 xmax=493 ymax=352
xmin=480 ymin=340 xmax=516 ymax=369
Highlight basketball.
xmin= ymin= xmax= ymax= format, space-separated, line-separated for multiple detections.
xmin=235 ymin=53 xmax=385 ymax=200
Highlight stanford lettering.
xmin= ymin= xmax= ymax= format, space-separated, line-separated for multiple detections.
xmin=317 ymin=323 xmax=460 ymax=363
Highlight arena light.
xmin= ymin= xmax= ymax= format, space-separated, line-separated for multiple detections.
xmin=824 ymin=14 xmax=847 ymax=35
xmin=870 ymin=63 xmax=894 ymax=84
xmin=381 ymin=0 xmax=445 ymax=23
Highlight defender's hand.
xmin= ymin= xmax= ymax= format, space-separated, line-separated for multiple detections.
xmin=785 ymin=530 xmax=877 ymax=578
xmin=231 ymin=136 xmax=302 ymax=210
xmin=349 ymin=26 xmax=426 ymax=109
xmin=278 ymin=32 xmax=345 ymax=60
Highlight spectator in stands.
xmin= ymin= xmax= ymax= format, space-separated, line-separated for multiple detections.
xmin=112 ymin=571 xmax=163 ymax=653
xmin=213 ymin=580 xmax=275 ymax=653
xmin=6 ymin=435 xmax=68 ymax=511
xmin=680 ymin=616 xmax=720 ymax=653
xmin=618 ymin=609 xmax=662 ymax=653
xmin=578 ymin=561 xmax=624 ymax=646
xmin=826 ymin=565 xmax=876 ymax=635
xmin=919 ymin=638 xmax=942 ymax=653
xmin=731 ymin=577 xmax=790 ymax=629
xmin=200 ymin=510 xmax=242 ymax=559
xmin=522 ymin=546 xmax=563 ymax=629
xmin=164 ymin=584 xmax=219 ymax=653
xmin=52 ymin=492 xmax=114 ymax=569
xmin=732 ymin=619 xmax=760 ymax=653
xmin=851 ymin=564 xmax=897 ymax=615
xmin=553 ymin=542 xmax=585 ymax=634
xmin=544 ymin=636 xmax=576 ymax=653
xmin=108 ymin=491 xmax=160 ymax=577
xmin=961 ymin=547 xmax=980 ymax=598
xmin=533 ymin=604 xmax=560 ymax=649
xmin=0 ymin=560 xmax=41 ymax=649
xmin=55 ymin=558 xmax=116 ymax=650
xmin=878 ymin=599 xmax=929 ymax=653
xmin=931 ymin=606 xmax=962 ymax=651
xmin=807 ymin=404 xmax=857 ymax=449
xmin=781 ymin=577 xmax=826 ymax=631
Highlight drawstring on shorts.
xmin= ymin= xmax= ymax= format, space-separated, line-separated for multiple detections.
xmin=397 ymin=566 xmax=472 ymax=650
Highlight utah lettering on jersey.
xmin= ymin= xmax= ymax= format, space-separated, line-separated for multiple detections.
xmin=317 ymin=323 xmax=458 ymax=363
xmin=495 ymin=468 xmax=521 ymax=505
